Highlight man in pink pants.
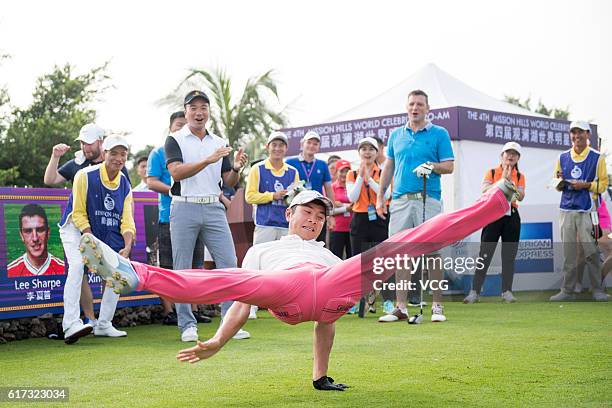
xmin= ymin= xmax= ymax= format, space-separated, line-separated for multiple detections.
xmin=79 ymin=178 xmax=517 ymax=391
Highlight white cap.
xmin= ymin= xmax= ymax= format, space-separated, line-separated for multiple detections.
xmin=75 ymin=123 xmax=105 ymax=144
xmin=501 ymin=141 xmax=521 ymax=156
xmin=103 ymin=135 xmax=130 ymax=151
xmin=302 ymin=131 xmax=321 ymax=142
xmin=569 ymin=120 xmax=591 ymax=132
xmin=266 ymin=131 xmax=288 ymax=145
xmin=289 ymin=190 xmax=333 ymax=216
xmin=358 ymin=137 xmax=379 ymax=151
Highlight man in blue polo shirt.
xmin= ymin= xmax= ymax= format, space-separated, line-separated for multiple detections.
xmin=376 ymin=89 xmax=454 ymax=323
xmin=286 ymin=131 xmax=335 ymax=242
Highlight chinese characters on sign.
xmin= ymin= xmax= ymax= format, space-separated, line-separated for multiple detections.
xmin=283 ymin=106 xmax=597 ymax=155
xmin=463 ymin=108 xmax=573 ymax=148
xmin=283 ymin=109 xmax=455 ymax=155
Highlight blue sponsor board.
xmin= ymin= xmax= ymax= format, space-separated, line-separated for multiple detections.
xmin=516 ymin=222 xmax=554 ymax=273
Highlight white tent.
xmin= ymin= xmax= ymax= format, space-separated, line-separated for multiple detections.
xmin=327 ymin=63 xmax=547 ymax=122
xmin=312 ymin=64 xmax=558 ymax=215
xmin=284 ymin=64 xmax=605 ymax=291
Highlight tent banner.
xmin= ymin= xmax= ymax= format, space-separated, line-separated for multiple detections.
xmin=0 ymin=188 xmax=161 ymax=320
xmin=283 ymin=106 xmax=597 ymax=155
xmin=456 ymin=107 xmax=598 ymax=151
xmin=283 ymin=108 xmax=458 ymax=156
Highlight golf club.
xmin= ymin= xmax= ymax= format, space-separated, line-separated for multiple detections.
xmin=408 ymin=175 xmax=428 ymax=325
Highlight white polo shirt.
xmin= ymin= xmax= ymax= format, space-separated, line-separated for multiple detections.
xmin=164 ymin=125 xmax=231 ymax=197
xmin=242 ymin=234 xmax=341 ymax=270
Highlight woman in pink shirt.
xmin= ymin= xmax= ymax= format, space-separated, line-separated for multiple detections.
xmin=576 ymin=197 xmax=612 ymax=291
xmin=329 ymin=159 xmax=353 ymax=259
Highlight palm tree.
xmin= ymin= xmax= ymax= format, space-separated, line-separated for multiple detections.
xmin=159 ymin=67 xmax=288 ymax=163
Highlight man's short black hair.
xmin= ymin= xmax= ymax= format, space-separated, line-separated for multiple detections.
xmin=371 ymin=136 xmax=384 ymax=147
xmin=327 ymin=155 xmax=341 ymax=165
xmin=169 ymin=111 xmax=185 ymax=127
xmin=136 ymin=156 xmax=148 ymax=166
xmin=408 ymin=89 xmax=429 ymax=105
xmin=19 ymin=204 xmax=49 ymax=231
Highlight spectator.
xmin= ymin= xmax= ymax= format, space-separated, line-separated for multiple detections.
xmin=346 ymin=137 xmax=391 ymax=313
xmin=376 ymin=90 xmax=454 ymax=323
xmin=599 ymin=186 xmax=612 ymax=283
xmin=372 ymin=136 xmax=387 ymax=170
xmin=245 ymin=131 xmax=299 ymax=319
xmin=286 ymin=131 xmax=335 ymax=242
xmin=43 ymin=123 xmax=129 ymax=331
xmin=372 ymin=135 xmax=395 ymax=308
xmin=550 ymin=121 xmax=609 ymax=301
xmin=59 ymin=135 xmax=135 ymax=344
xmin=133 ymin=156 xmax=151 ymax=192
xmin=165 ymin=90 xmax=249 ymax=341
xmin=8 ymin=204 xmax=65 ymax=277
xmin=329 ymin=159 xmax=353 ymax=260
xmin=147 ymin=111 xmax=210 ymax=326
xmin=464 ymin=142 xmax=526 ymax=304
xmin=575 ymin=198 xmax=612 ymax=292
xmin=327 ymin=154 xmax=341 ymax=183
xmin=245 ymin=131 xmax=299 ymax=244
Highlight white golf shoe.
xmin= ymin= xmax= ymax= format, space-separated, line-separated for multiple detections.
xmin=496 ymin=178 xmax=520 ymax=202
xmin=463 ymin=290 xmax=479 ymax=304
xmin=64 ymin=321 xmax=93 ymax=345
xmin=79 ymin=233 xmax=139 ymax=294
xmin=94 ymin=324 xmax=127 ymax=337
xmin=501 ymin=291 xmax=517 ymax=303
xmin=181 ymin=326 xmax=198 ymax=342
xmin=549 ymin=291 xmax=575 ymax=301
xmin=233 ymin=329 xmax=251 ymax=340
xmin=431 ymin=304 xmax=447 ymax=322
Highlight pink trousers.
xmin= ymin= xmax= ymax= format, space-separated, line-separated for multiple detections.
xmin=132 ymin=187 xmax=510 ymax=325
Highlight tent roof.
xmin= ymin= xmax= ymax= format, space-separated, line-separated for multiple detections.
xmin=326 ymin=63 xmax=546 ymax=122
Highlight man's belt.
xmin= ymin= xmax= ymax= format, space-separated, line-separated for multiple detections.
xmin=400 ymin=192 xmax=424 ymax=200
xmin=172 ymin=195 xmax=219 ymax=204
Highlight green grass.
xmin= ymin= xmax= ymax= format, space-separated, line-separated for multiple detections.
xmin=1 ymin=293 xmax=610 ymax=408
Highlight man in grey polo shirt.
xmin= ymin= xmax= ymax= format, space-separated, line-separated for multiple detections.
xmin=165 ymin=90 xmax=248 ymax=342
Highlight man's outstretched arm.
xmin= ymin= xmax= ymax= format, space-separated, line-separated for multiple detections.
xmin=313 ymin=321 xmax=335 ymax=380
xmin=312 ymin=322 xmax=349 ymax=391
xmin=176 ymin=301 xmax=250 ymax=363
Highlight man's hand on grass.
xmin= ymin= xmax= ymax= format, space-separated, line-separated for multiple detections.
xmin=176 ymin=338 xmax=223 ymax=363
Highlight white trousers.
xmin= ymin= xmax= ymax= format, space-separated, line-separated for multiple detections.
xmin=60 ymin=221 xmax=120 ymax=332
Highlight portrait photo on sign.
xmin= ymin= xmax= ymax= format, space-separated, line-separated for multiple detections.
xmin=4 ymin=203 xmax=65 ymax=277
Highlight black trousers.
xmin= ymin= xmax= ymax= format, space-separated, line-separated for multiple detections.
xmin=329 ymin=231 xmax=351 ymax=259
xmin=350 ymin=213 xmax=394 ymax=301
xmin=316 ymin=223 xmax=327 ymax=243
xmin=472 ymin=207 xmax=521 ymax=293
xmin=158 ymin=222 xmax=204 ymax=269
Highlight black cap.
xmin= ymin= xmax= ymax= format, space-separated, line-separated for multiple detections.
xmin=184 ymin=90 xmax=210 ymax=106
